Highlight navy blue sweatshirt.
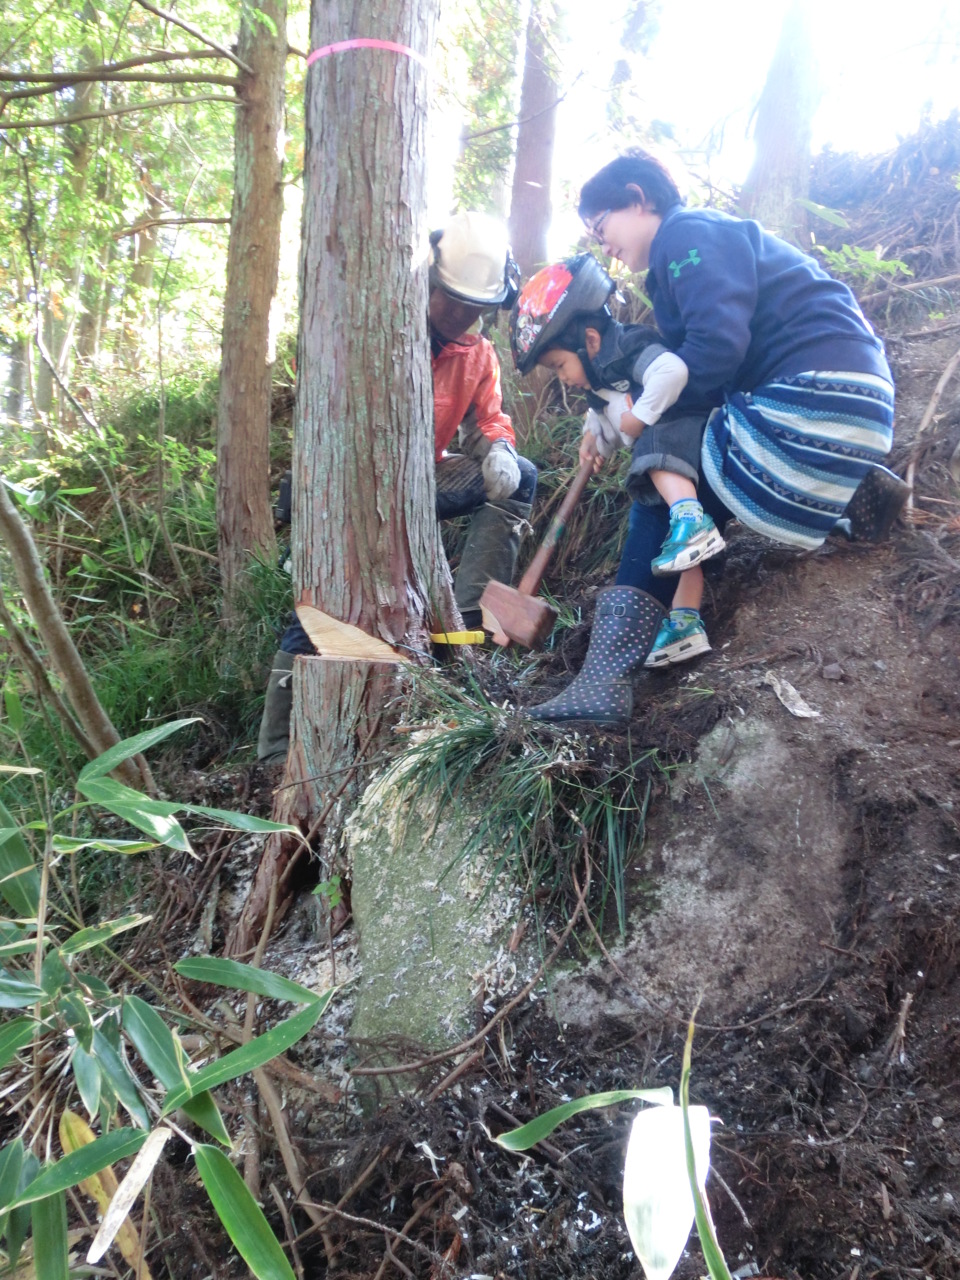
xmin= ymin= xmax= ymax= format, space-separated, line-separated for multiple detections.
xmin=647 ymin=206 xmax=891 ymax=409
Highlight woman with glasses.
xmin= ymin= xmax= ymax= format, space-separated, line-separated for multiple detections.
xmin=579 ymin=148 xmax=900 ymax=553
xmin=519 ymin=148 xmax=903 ymax=726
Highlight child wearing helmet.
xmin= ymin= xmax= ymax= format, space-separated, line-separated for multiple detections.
xmin=510 ymin=253 xmax=720 ymax=673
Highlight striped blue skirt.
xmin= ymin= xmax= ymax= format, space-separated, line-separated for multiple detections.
xmin=701 ymin=371 xmax=895 ymax=549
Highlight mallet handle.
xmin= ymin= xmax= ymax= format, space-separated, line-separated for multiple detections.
xmin=516 ymin=457 xmax=594 ymax=597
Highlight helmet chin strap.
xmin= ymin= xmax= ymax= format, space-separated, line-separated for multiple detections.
xmin=577 ymin=347 xmax=604 ymax=391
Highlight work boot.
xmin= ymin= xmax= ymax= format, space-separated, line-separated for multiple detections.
xmin=527 ymin=587 xmax=665 ymax=726
xmin=841 ymin=464 xmax=910 ymax=542
xmin=256 ymin=650 xmax=295 ymax=764
xmin=454 ymin=498 xmax=532 ymax=626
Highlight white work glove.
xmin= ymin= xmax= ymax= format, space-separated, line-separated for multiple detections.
xmin=582 ymin=408 xmax=619 ymax=460
xmin=633 ymin=351 xmax=688 ymax=425
xmin=482 ymin=439 xmax=521 ymax=500
xmin=583 ymin=390 xmax=635 ymax=459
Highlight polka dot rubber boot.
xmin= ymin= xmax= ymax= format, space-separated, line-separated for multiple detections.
xmin=842 ymin=464 xmax=910 ymax=542
xmin=527 ymin=587 xmax=666 ymax=725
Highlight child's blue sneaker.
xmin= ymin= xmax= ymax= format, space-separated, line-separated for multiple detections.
xmin=651 ymin=512 xmax=725 ymax=576
xmin=644 ymin=613 xmax=711 ymax=667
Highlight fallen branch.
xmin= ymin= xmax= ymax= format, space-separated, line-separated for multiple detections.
xmin=0 ymin=479 xmax=153 ymax=792
xmin=859 ymin=271 xmax=960 ymax=305
xmin=293 ymin=1203 xmax=441 ymax=1271
xmin=269 ymin=1182 xmax=305 ymax=1280
xmin=905 ymin=343 xmax=960 ymax=507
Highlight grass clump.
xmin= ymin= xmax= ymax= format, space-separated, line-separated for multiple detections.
xmin=392 ymin=669 xmax=659 ymax=937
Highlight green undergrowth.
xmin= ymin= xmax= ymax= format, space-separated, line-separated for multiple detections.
xmin=1 ymin=372 xmax=294 ymax=793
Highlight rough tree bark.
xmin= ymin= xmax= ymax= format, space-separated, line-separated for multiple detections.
xmin=739 ymin=0 xmax=822 ymax=246
xmin=508 ymin=0 xmax=559 ymax=275
xmin=227 ymin=0 xmax=452 ymax=956
xmin=215 ymin=0 xmax=286 ymax=620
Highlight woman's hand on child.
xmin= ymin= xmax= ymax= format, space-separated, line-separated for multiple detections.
xmin=618 ymin=409 xmax=645 ymax=439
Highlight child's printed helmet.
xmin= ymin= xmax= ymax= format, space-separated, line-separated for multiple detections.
xmin=509 ymin=254 xmax=615 ymax=374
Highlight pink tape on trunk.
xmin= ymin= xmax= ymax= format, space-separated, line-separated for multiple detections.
xmin=306 ymin=38 xmax=428 ymax=69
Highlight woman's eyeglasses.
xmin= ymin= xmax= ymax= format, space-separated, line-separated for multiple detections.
xmin=584 ymin=209 xmax=612 ymax=243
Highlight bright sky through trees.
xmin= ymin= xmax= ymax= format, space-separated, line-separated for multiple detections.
xmin=545 ymin=0 xmax=960 ymax=252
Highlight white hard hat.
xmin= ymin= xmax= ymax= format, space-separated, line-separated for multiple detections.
xmin=431 ymin=211 xmax=515 ymax=306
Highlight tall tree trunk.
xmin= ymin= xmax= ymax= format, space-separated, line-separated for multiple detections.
xmin=227 ymin=0 xmax=450 ymax=956
xmin=76 ymin=138 xmax=117 ymax=366
xmin=509 ymin=0 xmax=559 ymax=274
xmin=5 ymin=337 xmax=26 ymax=423
xmin=56 ymin=5 xmax=98 ymax=392
xmin=35 ymin=307 xmax=55 ymax=417
xmin=120 ymin=176 xmax=164 ymax=369
xmin=739 ymin=0 xmax=822 ymax=246
xmin=215 ymin=0 xmax=286 ymax=620
xmin=75 ymin=254 xmax=105 ymax=365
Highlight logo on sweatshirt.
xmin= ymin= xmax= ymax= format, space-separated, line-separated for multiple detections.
xmin=668 ymin=248 xmax=701 ymax=277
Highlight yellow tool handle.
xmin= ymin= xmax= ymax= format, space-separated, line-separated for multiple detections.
xmin=429 ymin=630 xmax=485 ymax=645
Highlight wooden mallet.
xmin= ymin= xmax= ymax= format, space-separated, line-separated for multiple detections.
xmin=480 ymin=456 xmax=594 ymax=648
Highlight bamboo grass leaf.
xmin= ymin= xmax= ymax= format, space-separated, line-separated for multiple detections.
xmin=31 ymin=1190 xmax=69 ymax=1280
xmin=0 ymin=799 xmax=40 ymax=917
xmin=681 ymin=1017 xmax=733 ymax=1280
xmin=122 ymin=996 xmax=231 ymax=1146
xmin=91 ymin=1029 xmax=151 ymax=1129
xmin=60 ymin=913 xmax=152 ymax=955
xmin=87 ymin=1127 xmax=171 ymax=1264
xmin=494 ymin=1087 xmax=674 ymax=1151
xmin=71 ymin=1043 xmax=103 ymax=1117
xmin=6 ymin=1149 xmax=38 ymax=1265
xmin=194 ymin=1143 xmax=296 ymax=1280
xmin=0 ymin=1137 xmax=24 ymax=1222
xmin=73 ymin=777 xmax=192 ymax=851
xmin=0 ymin=973 xmax=46 ymax=1007
xmin=177 ymin=804 xmax=300 ymax=834
xmin=78 ymin=718 xmax=201 ymax=781
xmin=160 ymin=997 xmax=330 ymax=1115
xmin=60 ymin=1109 xmax=155 ymax=1277
xmin=52 ymin=835 xmax=158 ymax=854
xmin=173 ymin=956 xmax=323 ymax=1004
xmin=0 ymin=1015 xmax=36 ymax=1068
xmin=4 ymin=1129 xmax=148 ymax=1210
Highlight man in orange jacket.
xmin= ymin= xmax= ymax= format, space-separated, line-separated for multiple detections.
xmin=258 ymin=212 xmax=536 ymax=763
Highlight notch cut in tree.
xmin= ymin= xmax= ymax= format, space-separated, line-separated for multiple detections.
xmin=226 ymin=0 xmax=449 ymax=956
